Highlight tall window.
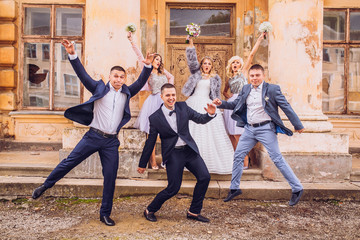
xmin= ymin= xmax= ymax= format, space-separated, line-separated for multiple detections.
xmin=323 ymin=9 xmax=360 ymax=114
xmin=20 ymin=4 xmax=84 ymax=110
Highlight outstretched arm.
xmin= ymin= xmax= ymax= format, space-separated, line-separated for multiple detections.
xmin=129 ymin=52 xmax=154 ymax=96
xmin=62 ymin=39 xmax=97 ymax=94
xmin=187 ymin=103 xmax=215 ymax=124
xmin=186 ymin=37 xmax=200 ymax=74
xmin=213 ymin=97 xmax=238 ymax=110
xmin=242 ymin=32 xmax=266 ymax=77
xmin=127 ymin=31 xmax=145 ymax=68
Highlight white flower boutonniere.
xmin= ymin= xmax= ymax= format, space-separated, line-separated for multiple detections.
xmin=264 ymin=96 xmax=269 ymax=102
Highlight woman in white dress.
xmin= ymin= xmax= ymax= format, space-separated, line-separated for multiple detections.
xmin=128 ymin=32 xmax=174 ymax=169
xmin=182 ymin=37 xmax=234 ymax=174
xmin=223 ymin=32 xmax=266 ymax=169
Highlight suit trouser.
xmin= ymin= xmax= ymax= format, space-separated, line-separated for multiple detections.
xmin=147 ymin=146 xmax=210 ymax=214
xmin=43 ymin=129 xmax=120 ymax=216
xmin=230 ymin=122 xmax=303 ymax=193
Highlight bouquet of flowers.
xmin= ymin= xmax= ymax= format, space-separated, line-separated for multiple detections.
xmin=125 ymin=23 xmax=137 ymax=33
xmin=258 ymin=21 xmax=273 ymax=39
xmin=185 ymin=23 xmax=201 ymax=43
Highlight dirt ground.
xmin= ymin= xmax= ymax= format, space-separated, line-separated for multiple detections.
xmin=1 ymin=195 xmax=360 ymax=240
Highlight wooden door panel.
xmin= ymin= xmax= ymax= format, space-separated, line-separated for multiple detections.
xmin=167 ymin=43 xmax=233 ymax=101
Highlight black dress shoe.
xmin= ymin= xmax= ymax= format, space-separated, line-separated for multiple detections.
xmin=32 ymin=184 xmax=48 ymax=199
xmin=100 ymin=216 xmax=115 ymax=226
xmin=223 ymin=189 xmax=242 ymax=202
xmin=186 ymin=212 xmax=210 ymax=223
xmin=289 ymin=189 xmax=304 ymax=206
xmin=144 ymin=209 xmax=157 ymax=222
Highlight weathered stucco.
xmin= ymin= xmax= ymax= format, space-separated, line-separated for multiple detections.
xmin=268 ymin=0 xmax=323 ymax=115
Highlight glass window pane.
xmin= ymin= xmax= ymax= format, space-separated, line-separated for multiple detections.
xmin=54 ymin=43 xmax=82 ymax=108
xmin=24 ymin=7 xmax=50 ymax=35
xmin=322 ymin=47 xmax=345 ymax=112
xmin=56 ymin=8 xmax=83 ymax=36
xmin=23 ymin=43 xmax=50 ymax=107
xmin=323 ymin=11 xmax=345 ymax=41
xmin=349 ymin=48 xmax=360 ymax=112
xmin=170 ymin=9 xmax=231 ymax=36
xmin=350 ymin=12 xmax=360 ymax=41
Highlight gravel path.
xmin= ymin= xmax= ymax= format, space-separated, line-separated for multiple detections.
xmin=1 ymin=195 xmax=359 ymax=239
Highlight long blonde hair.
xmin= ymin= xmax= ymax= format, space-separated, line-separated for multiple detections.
xmin=226 ymin=56 xmax=244 ymax=78
xmin=200 ymin=56 xmax=216 ymax=78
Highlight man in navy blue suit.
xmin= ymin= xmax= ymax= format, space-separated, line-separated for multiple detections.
xmin=32 ymin=39 xmax=153 ymax=226
xmin=213 ymin=64 xmax=305 ymax=206
xmin=138 ymin=83 xmax=216 ymax=223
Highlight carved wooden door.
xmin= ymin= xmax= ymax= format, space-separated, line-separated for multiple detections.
xmin=166 ymin=43 xmax=233 ymax=101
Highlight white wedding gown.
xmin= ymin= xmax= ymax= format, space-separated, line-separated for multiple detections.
xmin=186 ymin=79 xmax=234 ymax=174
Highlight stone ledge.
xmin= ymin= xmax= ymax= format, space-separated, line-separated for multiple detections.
xmin=1 ymin=176 xmax=359 ymax=201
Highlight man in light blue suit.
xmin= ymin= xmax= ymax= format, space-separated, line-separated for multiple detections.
xmin=213 ymin=64 xmax=305 ymax=206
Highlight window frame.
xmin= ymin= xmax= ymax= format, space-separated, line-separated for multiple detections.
xmin=323 ymin=8 xmax=360 ymax=115
xmin=19 ymin=4 xmax=85 ymax=111
xmin=165 ymin=3 xmax=236 ymax=44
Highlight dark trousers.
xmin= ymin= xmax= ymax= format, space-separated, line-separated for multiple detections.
xmin=147 ymin=146 xmax=210 ymax=214
xmin=44 ymin=129 xmax=120 ymax=217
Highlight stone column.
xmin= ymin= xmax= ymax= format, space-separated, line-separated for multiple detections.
xmin=259 ymin=0 xmax=352 ymax=182
xmin=60 ymin=0 xmax=148 ymax=179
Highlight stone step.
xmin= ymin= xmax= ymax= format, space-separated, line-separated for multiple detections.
xmin=1 ymin=176 xmax=359 ymax=202
xmin=350 ymin=170 xmax=360 ymax=182
xmin=0 ymin=164 xmax=54 ymax=177
xmin=147 ymin=168 xmax=263 ymax=181
xmin=0 ymin=140 xmax=62 ymax=151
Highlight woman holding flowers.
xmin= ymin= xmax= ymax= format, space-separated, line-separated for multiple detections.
xmin=127 ymin=31 xmax=174 ymax=169
xmin=182 ymin=36 xmax=234 ymax=174
xmin=222 ymin=32 xmax=266 ymax=169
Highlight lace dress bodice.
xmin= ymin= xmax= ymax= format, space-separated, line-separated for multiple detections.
xmin=228 ymin=73 xmax=247 ymax=94
xmin=192 ymin=79 xmax=211 ymax=98
xmin=149 ymin=73 xmax=168 ymax=94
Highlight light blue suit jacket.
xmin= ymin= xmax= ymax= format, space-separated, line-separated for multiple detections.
xmin=219 ymin=81 xmax=303 ymax=136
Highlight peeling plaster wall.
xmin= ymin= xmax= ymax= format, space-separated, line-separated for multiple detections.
xmin=84 ymin=0 xmax=141 ymax=110
xmin=268 ymin=0 xmax=323 ymax=115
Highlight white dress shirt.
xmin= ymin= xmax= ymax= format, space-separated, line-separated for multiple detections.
xmin=161 ymin=105 xmax=187 ymax=147
xmin=68 ymin=52 xmax=151 ymax=134
xmin=246 ymin=81 xmax=272 ymax=124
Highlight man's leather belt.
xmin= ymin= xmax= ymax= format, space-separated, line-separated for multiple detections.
xmin=249 ymin=120 xmax=271 ymax=128
xmin=174 ymin=145 xmax=187 ymax=150
xmin=90 ymin=127 xmax=118 ymax=138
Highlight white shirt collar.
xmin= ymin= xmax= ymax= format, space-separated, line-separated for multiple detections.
xmin=109 ymin=82 xmax=122 ymax=92
xmin=162 ymin=104 xmax=175 ymax=114
xmin=251 ymin=81 xmax=264 ymax=90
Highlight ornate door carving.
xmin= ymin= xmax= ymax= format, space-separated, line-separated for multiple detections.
xmin=166 ymin=43 xmax=233 ymax=101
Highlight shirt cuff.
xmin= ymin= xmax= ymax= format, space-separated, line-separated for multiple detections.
xmin=144 ymin=63 xmax=152 ymax=68
xmin=68 ymin=52 xmax=78 ymax=60
xmin=208 ymin=113 xmax=216 ymax=118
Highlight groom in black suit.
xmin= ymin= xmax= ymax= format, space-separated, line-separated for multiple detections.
xmin=138 ymin=83 xmax=216 ymax=222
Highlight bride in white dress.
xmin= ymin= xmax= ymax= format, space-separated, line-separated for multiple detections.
xmin=182 ymin=38 xmax=234 ymax=174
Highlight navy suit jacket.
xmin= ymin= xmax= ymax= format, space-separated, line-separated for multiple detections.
xmin=219 ymin=81 xmax=303 ymax=136
xmin=138 ymin=102 xmax=213 ymax=168
xmin=64 ymin=57 xmax=152 ymax=133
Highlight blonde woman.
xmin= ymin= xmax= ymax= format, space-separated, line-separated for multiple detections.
xmin=223 ymin=32 xmax=266 ymax=169
xmin=128 ymin=32 xmax=174 ymax=169
xmin=182 ymin=37 xmax=234 ymax=174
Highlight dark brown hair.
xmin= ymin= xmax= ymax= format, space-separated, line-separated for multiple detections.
xmin=161 ymin=83 xmax=175 ymax=93
xmin=110 ymin=66 xmax=126 ymax=74
xmin=249 ymin=64 xmax=265 ymax=73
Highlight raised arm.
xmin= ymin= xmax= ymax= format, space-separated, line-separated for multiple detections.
xmin=62 ymin=39 xmax=97 ymax=94
xmin=164 ymin=69 xmax=174 ymax=84
xmin=127 ymin=31 xmax=145 ymax=68
xmin=186 ymin=37 xmax=200 ymax=74
xmin=242 ymin=32 xmax=266 ymax=77
xmin=187 ymin=104 xmax=214 ymax=125
xmin=128 ymin=52 xmax=154 ymax=96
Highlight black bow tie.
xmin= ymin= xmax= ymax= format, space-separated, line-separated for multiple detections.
xmin=169 ymin=110 xmax=176 ymax=116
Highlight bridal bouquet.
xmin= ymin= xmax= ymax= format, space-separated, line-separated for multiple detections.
xmin=259 ymin=21 xmax=272 ymax=39
xmin=185 ymin=23 xmax=201 ymax=43
xmin=125 ymin=23 xmax=137 ymax=33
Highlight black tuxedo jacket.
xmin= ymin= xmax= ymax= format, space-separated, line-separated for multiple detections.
xmin=138 ymin=102 xmax=213 ymax=168
xmin=64 ymin=57 xmax=152 ymax=133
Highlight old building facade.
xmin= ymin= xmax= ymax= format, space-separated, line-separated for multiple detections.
xmin=0 ymin=0 xmax=359 ymax=180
